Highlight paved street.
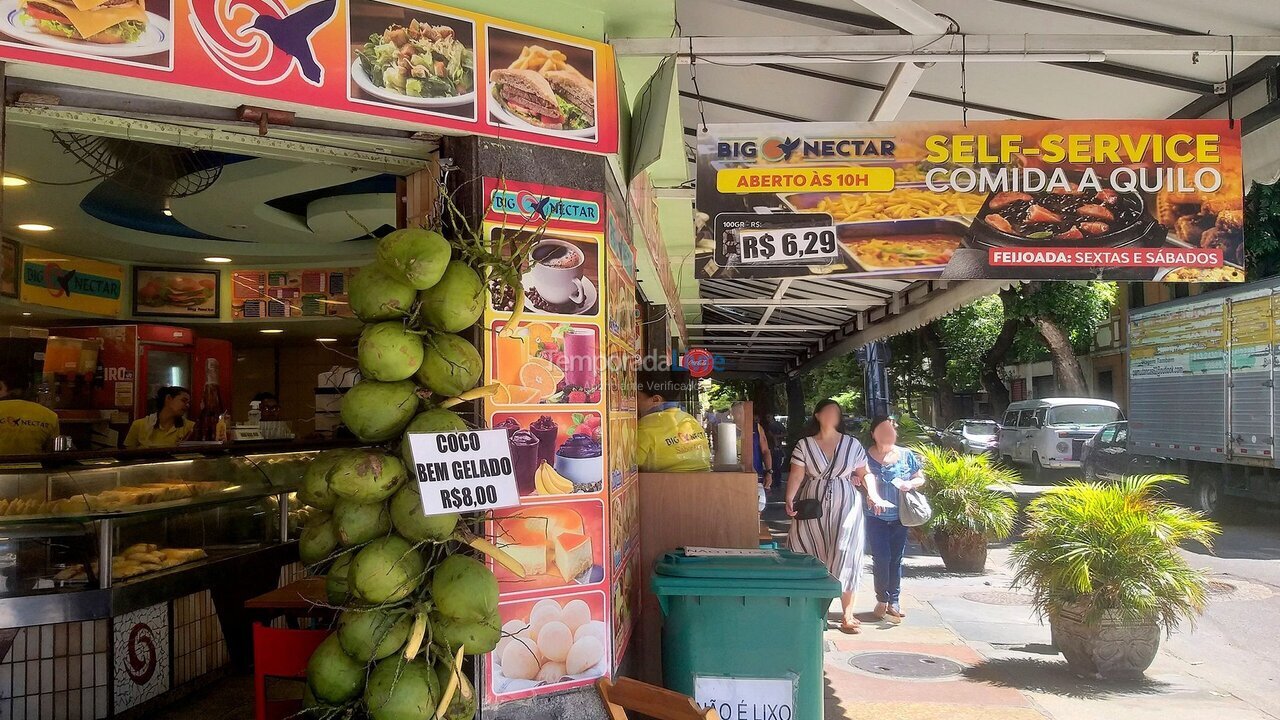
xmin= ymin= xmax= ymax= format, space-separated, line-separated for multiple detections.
xmin=799 ymin=503 xmax=1280 ymax=720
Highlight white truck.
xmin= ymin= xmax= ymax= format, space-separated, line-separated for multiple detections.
xmin=1127 ymin=276 xmax=1280 ymax=514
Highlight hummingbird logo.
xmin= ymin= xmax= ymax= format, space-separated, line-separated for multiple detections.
xmin=777 ymin=137 xmax=803 ymax=161
xmin=190 ymin=0 xmax=338 ymax=87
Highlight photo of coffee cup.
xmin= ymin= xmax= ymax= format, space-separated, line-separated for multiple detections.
xmin=526 ymin=238 xmax=588 ymax=306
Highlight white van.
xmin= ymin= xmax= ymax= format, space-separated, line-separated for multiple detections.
xmin=998 ymin=398 xmax=1123 ymax=479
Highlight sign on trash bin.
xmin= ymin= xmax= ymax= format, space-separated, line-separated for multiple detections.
xmin=694 ymin=676 xmax=796 ymax=720
xmin=406 ymin=430 xmax=520 ymax=516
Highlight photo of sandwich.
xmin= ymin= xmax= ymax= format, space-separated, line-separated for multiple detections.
xmin=133 ymin=267 xmax=219 ymax=318
xmin=0 ymin=0 xmax=170 ymax=62
xmin=487 ymin=28 xmax=598 ymax=138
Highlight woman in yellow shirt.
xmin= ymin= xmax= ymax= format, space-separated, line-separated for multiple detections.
xmin=124 ymin=386 xmax=193 ymax=449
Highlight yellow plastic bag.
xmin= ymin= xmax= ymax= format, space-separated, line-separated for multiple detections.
xmin=636 ymin=408 xmax=712 ymax=473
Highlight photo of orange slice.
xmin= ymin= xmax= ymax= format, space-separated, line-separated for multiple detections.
xmin=494 ymin=383 xmax=542 ymax=405
xmin=518 ymin=361 xmax=559 ymax=401
xmin=524 ymin=322 xmax=555 ymax=350
xmin=524 ymin=356 xmax=565 ymax=383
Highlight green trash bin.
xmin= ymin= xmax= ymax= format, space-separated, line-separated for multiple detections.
xmin=651 ymin=549 xmax=840 ymax=720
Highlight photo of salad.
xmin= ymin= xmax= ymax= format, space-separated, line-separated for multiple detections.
xmin=347 ymin=2 xmax=476 ymax=117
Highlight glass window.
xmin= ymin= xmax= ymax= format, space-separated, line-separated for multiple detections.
xmin=1003 ymin=410 xmax=1019 ymax=427
xmin=964 ymin=421 xmax=998 ymax=436
xmin=1047 ymin=405 xmax=1121 ymax=426
xmin=1016 ymin=410 xmax=1034 ymax=427
xmin=1099 ymin=426 xmax=1117 ymax=444
xmin=1033 ymin=408 xmax=1047 ymax=427
xmin=947 ymin=421 xmax=963 ymax=433
xmin=1114 ymin=425 xmax=1129 ymax=444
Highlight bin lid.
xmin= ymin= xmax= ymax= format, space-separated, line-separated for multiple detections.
xmin=655 ymin=548 xmax=832 ymax=581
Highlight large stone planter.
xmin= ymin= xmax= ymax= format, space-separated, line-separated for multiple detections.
xmin=1050 ymin=606 xmax=1160 ymax=679
xmin=933 ymin=529 xmax=988 ymax=573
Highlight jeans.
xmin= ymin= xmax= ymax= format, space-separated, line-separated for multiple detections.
xmin=865 ymin=515 xmax=909 ymax=604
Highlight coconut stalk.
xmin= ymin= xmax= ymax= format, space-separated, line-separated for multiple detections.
xmin=455 ymin=528 xmax=526 ymax=578
xmin=435 ymin=645 xmax=467 ymax=719
xmin=440 ymin=383 xmax=501 ymax=409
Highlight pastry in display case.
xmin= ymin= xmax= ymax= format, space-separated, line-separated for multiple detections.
xmin=0 ymin=446 xmax=326 ymax=622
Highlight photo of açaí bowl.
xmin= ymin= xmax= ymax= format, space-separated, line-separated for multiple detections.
xmin=964 ymin=186 xmax=1162 ymax=251
xmin=555 ymin=433 xmax=603 ymax=492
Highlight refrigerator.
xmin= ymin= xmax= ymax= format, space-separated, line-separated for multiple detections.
xmin=59 ymin=325 xmax=232 ymax=433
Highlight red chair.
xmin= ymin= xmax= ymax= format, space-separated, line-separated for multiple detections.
xmin=253 ymin=624 xmax=330 ymax=720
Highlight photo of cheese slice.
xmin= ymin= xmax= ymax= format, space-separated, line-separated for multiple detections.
xmin=34 ymin=0 xmax=148 ymax=41
xmin=553 ymin=531 xmax=592 ymax=582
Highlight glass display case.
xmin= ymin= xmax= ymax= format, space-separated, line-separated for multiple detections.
xmin=0 ymin=447 xmax=319 ymax=628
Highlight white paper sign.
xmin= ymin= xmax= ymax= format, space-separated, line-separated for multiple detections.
xmin=737 ymin=225 xmax=838 ymax=265
xmin=694 ymin=676 xmax=796 ymax=720
xmin=407 ymin=429 xmax=520 ymax=516
xmin=685 ymin=547 xmax=780 ymax=558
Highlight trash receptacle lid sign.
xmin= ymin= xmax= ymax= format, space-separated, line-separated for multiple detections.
xmin=407 ymin=430 xmax=520 ymax=516
xmin=695 ymin=676 xmax=795 ymax=720
xmin=686 ymin=547 xmax=780 ymax=558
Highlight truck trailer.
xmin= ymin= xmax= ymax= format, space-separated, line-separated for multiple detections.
xmin=1127 ymin=276 xmax=1280 ymax=514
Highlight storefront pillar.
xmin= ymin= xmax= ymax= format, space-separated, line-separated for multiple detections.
xmin=787 ymin=376 xmax=805 ymax=442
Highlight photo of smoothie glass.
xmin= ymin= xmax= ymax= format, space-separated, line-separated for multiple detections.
xmin=563 ymin=327 xmax=598 ymax=390
xmin=509 ymin=430 xmax=541 ymax=495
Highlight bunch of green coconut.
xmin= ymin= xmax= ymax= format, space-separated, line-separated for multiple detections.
xmin=294 ymin=228 xmax=524 ymax=719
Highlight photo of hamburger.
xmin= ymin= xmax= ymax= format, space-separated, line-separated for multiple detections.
xmin=490 ymin=68 xmax=565 ymax=130
xmin=545 ymin=70 xmax=595 ymax=131
xmin=19 ymin=0 xmax=148 ymax=45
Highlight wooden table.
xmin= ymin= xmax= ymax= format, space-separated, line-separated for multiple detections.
xmin=244 ymin=577 xmax=333 ymax=627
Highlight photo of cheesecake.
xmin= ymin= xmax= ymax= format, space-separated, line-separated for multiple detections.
xmin=492 ymin=501 xmax=604 ymax=591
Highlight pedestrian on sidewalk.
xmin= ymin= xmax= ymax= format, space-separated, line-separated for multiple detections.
xmin=865 ymin=416 xmax=926 ymax=624
xmin=785 ymin=399 xmax=893 ymax=634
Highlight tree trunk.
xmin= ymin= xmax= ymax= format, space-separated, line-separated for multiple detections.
xmin=981 ymin=289 xmax=1025 ymax=416
xmin=1033 ymin=316 xmax=1089 ymax=396
xmin=920 ymin=324 xmax=954 ymax=423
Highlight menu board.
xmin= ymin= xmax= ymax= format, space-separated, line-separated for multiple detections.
xmin=695 ymin=120 xmax=1245 ymax=282
xmin=482 ymin=180 xmax=612 ymax=704
xmin=0 ymin=0 xmax=619 ymax=154
xmin=231 ymin=269 xmax=355 ymax=319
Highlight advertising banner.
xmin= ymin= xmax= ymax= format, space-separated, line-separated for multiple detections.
xmin=695 ymin=121 xmax=1245 ymax=282
xmin=482 ymin=179 xmax=611 ymax=704
xmin=231 ymin=268 xmax=355 ymax=319
xmin=0 ymin=0 xmax=618 ymax=154
xmin=20 ymin=246 xmax=123 ymax=316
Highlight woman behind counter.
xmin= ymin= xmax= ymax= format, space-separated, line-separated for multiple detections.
xmin=124 ymin=386 xmax=193 ymax=449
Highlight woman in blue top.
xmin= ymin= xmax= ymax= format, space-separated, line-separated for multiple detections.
xmin=865 ymin=415 xmax=926 ymax=623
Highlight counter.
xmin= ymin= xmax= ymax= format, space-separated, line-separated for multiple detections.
xmin=0 ymin=441 xmax=347 ymax=717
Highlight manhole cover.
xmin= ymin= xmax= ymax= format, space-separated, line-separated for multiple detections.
xmin=962 ymin=590 xmax=1033 ymax=606
xmin=1207 ymin=580 xmax=1237 ymax=597
xmin=847 ymin=652 xmax=964 ymax=680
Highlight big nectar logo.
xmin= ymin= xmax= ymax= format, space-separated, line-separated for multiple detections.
xmin=716 ymin=136 xmax=896 ymax=162
xmin=190 ymin=0 xmax=339 ymax=87
xmin=490 ymin=189 xmax=600 ymax=224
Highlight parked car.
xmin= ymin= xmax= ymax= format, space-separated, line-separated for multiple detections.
xmin=998 ymin=398 xmax=1123 ymax=480
xmin=1083 ymin=420 xmax=1191 ymax=498
xmin=939 ymin=419 xmax=1000 ymax=456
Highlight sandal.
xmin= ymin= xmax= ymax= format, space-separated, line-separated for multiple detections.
xmin=871 ymin=602 xmax=889 ymax=620
xmin=885 ymin=605 xmax=904 ymax=624
xmin=887 ymin=605 xmax=907 ymax=619
xmin=839 ymin=620 xmax=861 ymax=634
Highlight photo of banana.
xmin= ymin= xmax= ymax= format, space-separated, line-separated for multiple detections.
xmin=534 ymin=461 xmax=575 ymax=495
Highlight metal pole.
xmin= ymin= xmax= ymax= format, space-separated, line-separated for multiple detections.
xmin=98 ymin=519 xmax=113 ymax=590
xmin=278 ymin=493 xmax=290 ymax=544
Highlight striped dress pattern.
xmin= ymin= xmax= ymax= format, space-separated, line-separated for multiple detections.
xmin=786 ymin=434 xmax=869 ymax=593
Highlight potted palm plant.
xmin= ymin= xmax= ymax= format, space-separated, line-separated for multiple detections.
xmin=1009 ymin=475 xmax=1219 ymax=679
xmin=915 ymin=445 xmax=1019 ymax=573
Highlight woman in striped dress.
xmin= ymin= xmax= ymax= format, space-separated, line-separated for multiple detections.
xmin=785 ymin=399 xmax=892 ymax=633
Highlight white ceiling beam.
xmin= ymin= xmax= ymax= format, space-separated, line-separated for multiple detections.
xmin=688 ymin=323 xmax=836 ymax=331
xmin=749 ymin=278 xmax=794 ymax=341
xmin=683 ymin=298 xmax=874 ymax=307
xmin=857 ymin=1 xmax=949 ymax=123
xmin=613 ymin=34 xmax=1280 ymax=62
xmin=869 ymin=61 xmax=927 ymax=120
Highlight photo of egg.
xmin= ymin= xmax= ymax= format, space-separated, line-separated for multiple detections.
xmin=489 ymin=591 xmax=610 ymax=700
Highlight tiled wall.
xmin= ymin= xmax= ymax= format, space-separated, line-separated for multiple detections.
xmin=0 ymin=621 xmax=110 ymax=720
xmin=172 ymin=591 xmax=228 ymax=688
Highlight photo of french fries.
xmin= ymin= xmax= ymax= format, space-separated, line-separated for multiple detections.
xmin=508 ymin=44 xmax=585 ymax=79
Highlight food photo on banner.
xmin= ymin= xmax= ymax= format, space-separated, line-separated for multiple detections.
xmin=489 ymin=589 xmax=610 ymax=702
xmin=346 ymin=0 xmax=477 ymax=120
xmin=487 ymin=226 xmax=602 ymax=318
xmin=0 ymin=0 xmax=173 ymax=69
xmin=491 ymin=410 xmax=604 ymax=496
xmin=486 ymin=24 xmax=598 ymax=140
xmin=490 ymin=500 xmax=606 ymax=593
xmin=132 ymin=266 xmax=218 ymax=318
xmin=491 ymin=320 xmax=601 ymax=406
xmin=694 ymin=120 xmax=1245 ymax=282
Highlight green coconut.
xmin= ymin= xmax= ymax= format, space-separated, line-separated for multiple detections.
xmin=431 ymin=610 xmax=501 ymax=655
xmin=329 ymin=451 xmax=407 ymax=504
xmin=333 ymin=499 xmax=392 ymax=547
xmin=431 ymin=554 xmax=498 ymax=623
xmin=349 ymin=263 xmax=418 ymax=322
xmin=299 ymin=513 xmax=338 ymax=566
xmin=377 ymin=228 xmax=452 ymax=291
xmin=299 ymin=449 xmax=348 ymax=511
xmin=364 ymin=656 xmax=441 ymax=720
xmin=326 ymin=553 xmax=353 ymax=605
xmin=306 ymin=634 xmax=365 ymax=704
xmin=337 ymin=608 xmax=413 ymax=663
xmin=399 ymin=408 xmax=467 ymax=465
xmin=416 ymin=333 xmax=482 ymax=398
xmin=435 ymin=660 xmax=477 ymax=719
xmin=389 ymin=484 xmax=459 ymax=543
xmin=351 ymin=535 xmax=425 ymax=605
xmin=358 ymin=321 xmax=426 ymax=382
xmin=418 ymin=261 xmax=483 ymax=332
xmin=341 ymin=379 xmax=419 ymax=442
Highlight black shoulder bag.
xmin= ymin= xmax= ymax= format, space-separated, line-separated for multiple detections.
xmin=793 ymin=438 xmax=835 ymax=521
